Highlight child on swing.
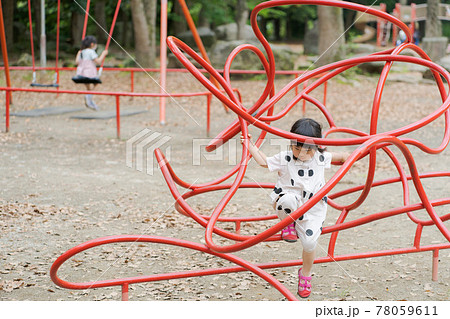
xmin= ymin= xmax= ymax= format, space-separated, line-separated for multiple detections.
xmin=75 ymin=36 xmax=108 ymax=110
xmin=243 ymin=118 xmax=349 ymax=298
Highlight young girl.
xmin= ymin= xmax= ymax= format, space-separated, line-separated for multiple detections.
xmin=75 ymin=36 xmax=108 ymax=110
xmin=243 ymin=118 xmax=349 ymax=298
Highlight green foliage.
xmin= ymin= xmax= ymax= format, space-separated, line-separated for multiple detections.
xmin=181 ymin=0 xmax=234 ymax=26
xmin=443 ymin=21 xmax=450 ymax=39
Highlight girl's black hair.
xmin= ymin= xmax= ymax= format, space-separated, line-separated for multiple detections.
xmin=290 ymin=118 xmax=324 ymax=153
xmin=81 ymin=35 xmax=97 ymax=50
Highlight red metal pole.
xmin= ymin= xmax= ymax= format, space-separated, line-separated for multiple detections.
xmin=432 ymin=250 xmax=439 ymax=281
xmin=323 ymin=80 xmax=327 ymax=105
xmin=0 ymin=0 xmax=12 ymax=132
xmin=116 ymin=96 xmax=120 ymax=139
xmin=56 ymin=0 xmax=60 ymax=93
xmin=410 ymin=3 xmax=416 ymax=37
xmin=302 ymin=81 xmax=307 ymax=115
xmin=104 ymin=0 xmax=122 ymax=52
xmin=81 ymin=0 xmax=91 ymax=40
xmin=294 ymin=73 xmax=298 ymax=95
xmin=121 ymin=283 xmax=129 ymax=301
xmin=235 ymin=221 xmax=241 ymax=235
xmin=5 ymin=88 xmax=10 ymax=133
xmin=27 ymin=0 xmax=35 ymax=72
xmin=159 ymin=0 xmax=168 ymax=124
xmin=206 ymin=94 xmax=211 ymax=136
xmin=392 ymin=3 xmax=402 ymax=46
xmin=130 ymin=70 xmax=134 ymax=93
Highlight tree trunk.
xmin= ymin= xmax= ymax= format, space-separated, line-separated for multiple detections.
xmin=95 ymin=0 xmax=107 ymax=44
xmin=2 ymin=0 xmax=14 ymax=49
xmin=274 ymin=19 xmax=282 ymax=41
xmin=235 ymin=0 xmax=248 ymax=40
xmin=120 ymin=7 xmax=132 ymax=48
xmin=71 ymin=11 xmax=84 ymax=46
xmin=130 ymin=0 xmax=152 ymax=67
xmin=143 ymin=0 xmax=157 ymax=67
xmin=425 ymin=0 xmax=442 ymax=38
xmin=198 ymin=6 xmax=210 ymax=28
xmin=172 ymin=0 xmax=187 ymax=35
xmin=317 ymin=5 xmax=345 ymax=67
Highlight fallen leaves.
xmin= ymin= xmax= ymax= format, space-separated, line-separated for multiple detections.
xmin=0 ymin=279 xmax=25 ymax=292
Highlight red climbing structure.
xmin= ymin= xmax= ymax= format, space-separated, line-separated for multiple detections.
xmin=50 ymin=1 xmax=450 ymax=301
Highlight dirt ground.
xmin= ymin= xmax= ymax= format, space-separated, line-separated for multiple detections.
xmin=0 ymin=70 xmax=449 ymax=301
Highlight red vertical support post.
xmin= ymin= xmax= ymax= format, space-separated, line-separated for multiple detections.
xmin=432 ymin=250 xmax=439 ymax=281
xmin=5 ymin=89 xmax=10 ymax=133
xmin=294 ymin=73 xmax=299 ymax=96
xmin=121 ymin=283 xmax=129 ymax=301
xmin=302 ymin=81 xmax=308 ymax=115
xmin=376 ymin=11 xmax=381 ymax=46
xmin=116 ymin=95 xmax=121 ymax=139
xmin=159 ymin=0 xmax=168 ymax=125
xmin=392 ymin=3 xmax=401 ymax=46
xmin=0 ymin=0 xmax=12 ymax=132
xmin=377 ymin=3 xmax=387 ymax=47
xmin=235 ymin=221 xmax=241 ymax=235
xmin=328 ymin=209 xmax=349 ymax=257
xmin=323 ymin=80 xmax=327 ymax=106
xmin=130 ymin=70 xmax=134 ymax=93
xmin=206 ymin=94 xmax=211 ymax=137
xmin=56 ymin=0 xmax=60 ymax=95
xmin=410 ymin=3 xmax=416 ymax=39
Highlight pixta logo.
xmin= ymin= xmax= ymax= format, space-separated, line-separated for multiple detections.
xmin=126 ymin=129 xmax=171 ymax=175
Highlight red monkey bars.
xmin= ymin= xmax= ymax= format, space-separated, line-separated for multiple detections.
xmin=50 ymin=1 xmax=450 ymax=300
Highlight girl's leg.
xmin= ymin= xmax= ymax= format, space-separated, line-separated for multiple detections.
xmin=84 ymin=84 xmax=99 ymax=110
xmin=275 ymin=193 xmax=301 ymax=242
xmin=296 ymin=202 xmax=325 ymax=297
xmin=301 ymin=249 xmax=316 ymax=276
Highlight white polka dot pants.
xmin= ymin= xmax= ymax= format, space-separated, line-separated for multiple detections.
xmin=275 ymin=192 xmax=326 ymax=252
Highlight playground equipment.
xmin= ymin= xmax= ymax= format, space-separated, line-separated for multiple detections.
xmin=27 ymin=0 xmax=60 ymax=87
xmin=71 ymin=0 xmax=122 ymax=85
xmin=49 ymin=1 xmax=450 ymax=301
xmin=0 ymin=0 xmax=224 ymax=135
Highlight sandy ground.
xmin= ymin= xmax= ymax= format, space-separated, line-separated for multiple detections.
xmin=0 ymin=71 xmax=449 ymax=301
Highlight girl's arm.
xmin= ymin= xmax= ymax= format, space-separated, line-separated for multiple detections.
xmin=330 ymin=151 xmax=351 ymax=164
xmin=93 ymin=49 xmax=108 ymax=65
xmin=75 ymin=50 xmax=81 ymax=65
xmin=241 ymin=136 xmax=268 ymax=168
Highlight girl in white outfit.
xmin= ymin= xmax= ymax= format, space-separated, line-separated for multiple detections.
xmin=75 ymin=36 xmax=108 ymax=110
xmin=243 ymin=118 xmax=349 ymax=298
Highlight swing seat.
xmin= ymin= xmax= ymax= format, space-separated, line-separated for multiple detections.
xmin=72 ymin=75 xmax=102 ymax=84
xmin=30 ymin=83 xmax=59 ymax=88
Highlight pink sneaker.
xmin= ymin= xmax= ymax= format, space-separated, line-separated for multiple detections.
xmin=281 ymin=222 xmax=298 ymax=242
xmin=298 ymin=268 xmax=312 ymax=298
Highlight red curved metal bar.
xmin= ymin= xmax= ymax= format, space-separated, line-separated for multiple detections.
xmin=50 ymin=235 xmax=297 ymax=301
xmin=50 ymin=1 xmax=450 ymax=301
